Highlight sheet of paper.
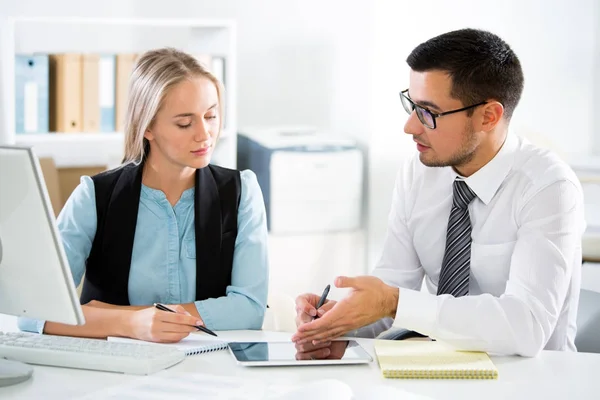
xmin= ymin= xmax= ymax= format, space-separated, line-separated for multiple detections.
xmin=352 ymin=384 xmax=437 ymax=400
xmin=266 ymin=380 xmax=434 ymax=400
xmin=78 ymin=373 xmax=267 ymax=400
xmin=265 ymin=379 xmax=353 ymax=400
xmin=107 ymin=333 xmax=226 ymax=353
xmin=79 ymin=372 xmax=433 ymax=400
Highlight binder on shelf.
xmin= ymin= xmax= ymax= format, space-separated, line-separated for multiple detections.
xmin=49 ymin=54 xmax=82 ymax=133
xmin=15 ymin=54 xmax=49 ymax=134
xmin=81 ymin=54 xmax=100 ymax=132
xmin=80 ymin=54 xmax=116 ymax=132
xmin=99 ymin=55 xmax=116 ymax=132
xmin=115 ymin=53 xmax=138 ymax=132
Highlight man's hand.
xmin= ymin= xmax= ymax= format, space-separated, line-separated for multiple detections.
xmin=291 ymin=275 xmax=399 ymax=344
xmin=294 ymin=293 xmax=337 ymax=327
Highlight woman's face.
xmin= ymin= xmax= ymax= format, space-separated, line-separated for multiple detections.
xmin=144 ymin=76 xmax=220 ymax=169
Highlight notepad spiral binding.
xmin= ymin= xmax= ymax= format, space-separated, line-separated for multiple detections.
xmin=382 ymin=369 xmax=498 ymax=379
xmin=186 ymin=342 xmax=228 ymax=356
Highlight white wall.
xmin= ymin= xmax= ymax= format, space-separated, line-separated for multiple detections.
xmin=131 ymin=0 xmax=374 ymax=144
xmin=594 ymin=0 xmax=600 ymax=155
xmin=367 ymin=0 xmax=599 ymax=267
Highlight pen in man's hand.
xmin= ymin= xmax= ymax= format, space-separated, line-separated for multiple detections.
xmin=153 ymin=303 xmax=218 ymax=337
xmin=314 ymin=284 xmax=331 ymax=319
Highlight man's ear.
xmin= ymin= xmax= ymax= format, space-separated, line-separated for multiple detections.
xmin=480 ymin=101 xmax=504 ymax=132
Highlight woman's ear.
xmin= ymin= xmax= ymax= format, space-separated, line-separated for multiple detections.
xmin=144 ymin=128 xmax=154 ymax=141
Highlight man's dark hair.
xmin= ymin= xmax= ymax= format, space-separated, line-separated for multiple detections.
xmin=407 ymin=28 xmax=524 ymax=120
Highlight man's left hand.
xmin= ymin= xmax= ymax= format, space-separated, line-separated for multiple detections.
xmin=291 ymin=275 xmax=399 ymax=344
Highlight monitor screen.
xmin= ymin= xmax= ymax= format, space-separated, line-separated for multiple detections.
xmin=229 ymin=340 xmax=372 ymax=364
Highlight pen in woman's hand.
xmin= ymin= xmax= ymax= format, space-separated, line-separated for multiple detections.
xmin=153 ymin=303 xmax=218 ymax=337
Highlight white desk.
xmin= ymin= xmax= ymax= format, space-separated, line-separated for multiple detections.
xmin=1 ymin=328 xmax=600 ymax=400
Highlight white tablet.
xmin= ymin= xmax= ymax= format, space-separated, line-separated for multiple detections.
xmin=228 ymin=340 xmax=373 ymax=366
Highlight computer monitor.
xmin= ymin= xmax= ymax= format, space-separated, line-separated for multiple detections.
xmin=0 ymin=145 xmax=85 ymax=386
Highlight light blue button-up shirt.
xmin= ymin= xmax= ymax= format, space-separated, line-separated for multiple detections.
xmin=19 ymin=169 xmax=268 ymax=334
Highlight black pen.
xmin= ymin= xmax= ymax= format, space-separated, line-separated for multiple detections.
xmin=153 ymin=303 xmax=218 ymax=337
xmin=314 ymin=284 xmax=330 ymax=319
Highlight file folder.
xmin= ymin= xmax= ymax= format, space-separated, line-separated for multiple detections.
xmin=15 ymin=54 xmax=49 ymax=133
xmin=81 ymin=54 xmax=100 ymax=132
xmin=99 ymin=55 xmax=116 ymax=132
xmin=49 ymin=54 xmax=82 ymax=132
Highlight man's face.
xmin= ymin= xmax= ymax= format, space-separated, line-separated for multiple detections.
xmin=403 ymin=70 xmax=482 ymax=170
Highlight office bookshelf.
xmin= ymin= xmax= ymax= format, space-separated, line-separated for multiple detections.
xmin=0 ymin=17 xmax=237 ymax=169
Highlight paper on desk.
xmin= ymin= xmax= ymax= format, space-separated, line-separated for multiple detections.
xmin=107 ymin=332 xmax=227 ymax=354
xmin=78 ymin=373 xmax=435 ymax=400
xmin=265 ymin=379 xmax=353 ymax=400
xmin=352 ymin=384 xmax=437 ymax=400
xmin=266 ymin=380 xmax=436 ymax=400
xmin=77 ymin=373 xmax=267 ymax=400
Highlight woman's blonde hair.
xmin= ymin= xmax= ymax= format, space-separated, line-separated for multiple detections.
xmin=122 ymin=48 xmax=224 ymax=164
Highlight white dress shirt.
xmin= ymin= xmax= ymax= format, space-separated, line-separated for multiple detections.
xmin=365 ymin=134 xmax=585 ymax=357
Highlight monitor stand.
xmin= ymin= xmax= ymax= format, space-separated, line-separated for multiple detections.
xmin=0 ymin=236 xmax=33 ymax=387
xmin=0 ymin=359 xmax=33 ymax=387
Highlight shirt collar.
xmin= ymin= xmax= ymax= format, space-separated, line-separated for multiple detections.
xmin=456 ymin=133 xmax=518 ymax=205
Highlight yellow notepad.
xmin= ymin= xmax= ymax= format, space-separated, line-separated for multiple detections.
xmin=374 ymin=340 xmax=498 ymax=380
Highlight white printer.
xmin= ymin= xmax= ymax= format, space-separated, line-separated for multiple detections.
xmin=237 ymin=127 xmax=363 ymax=234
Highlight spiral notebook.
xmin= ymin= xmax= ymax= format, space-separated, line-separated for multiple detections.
xmin=374 ymin=340 xmax=498 ymax=379
xmin=107 ymin=333 xmax=228 ymax=356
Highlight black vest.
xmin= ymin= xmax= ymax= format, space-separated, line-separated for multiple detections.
xmin=80 ymin=163 xmax=241 ymax=305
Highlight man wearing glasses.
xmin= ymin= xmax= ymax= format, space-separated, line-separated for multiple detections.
xmin=292 ymin=28 xmax=585 ymax=358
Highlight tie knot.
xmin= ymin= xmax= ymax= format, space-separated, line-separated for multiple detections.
xmin=453 ymin=180 xmax=476 ymax=209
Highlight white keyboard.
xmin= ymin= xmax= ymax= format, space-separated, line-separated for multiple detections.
xmin=0 ymin=332 xmax=185 ymax=375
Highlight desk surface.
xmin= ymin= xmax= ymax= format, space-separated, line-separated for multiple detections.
xmin=1 ymin=329 xmax=600 ymax=400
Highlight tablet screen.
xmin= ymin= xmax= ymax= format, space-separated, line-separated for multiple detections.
xmin=228 ymin=340 xmax=372 ymax=364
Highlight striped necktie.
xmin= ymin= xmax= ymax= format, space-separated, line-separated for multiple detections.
xmin=437 ymin=179 xmax=477 ymax=297
xmin=377 ymin=179 xmax=478 ymax=341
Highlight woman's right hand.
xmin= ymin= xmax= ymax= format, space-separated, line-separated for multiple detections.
xmin=126 ymin=305 xmax=202 ymax=343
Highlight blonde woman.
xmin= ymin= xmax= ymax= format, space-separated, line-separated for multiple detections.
xmin=19 ymin=48 xmax=268 ymax=343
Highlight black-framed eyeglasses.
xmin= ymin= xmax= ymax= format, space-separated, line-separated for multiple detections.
xmin=399 ymin=89 xmax=487 ymax=129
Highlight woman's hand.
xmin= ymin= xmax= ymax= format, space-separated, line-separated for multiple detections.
xmin=126 ymin=305 xmax=203 ymax=343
